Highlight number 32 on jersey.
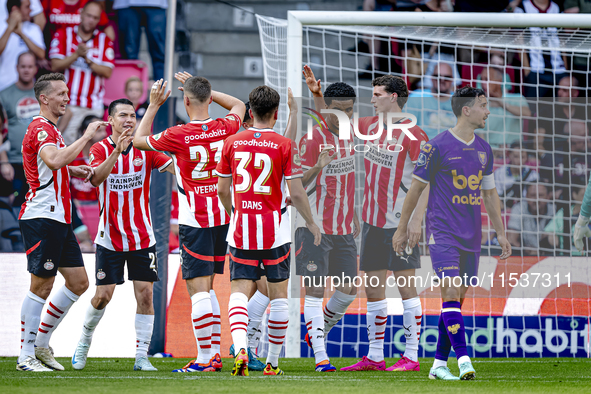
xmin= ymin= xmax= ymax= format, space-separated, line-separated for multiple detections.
xmin=234 ymin=152 xmax=272 ymax=195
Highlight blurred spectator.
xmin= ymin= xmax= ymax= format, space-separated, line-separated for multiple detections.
xmin=43 ymin=0 xmax=115 ymax=46
xmin=0 ymin=0 xmax=46 ymax=92
xmin=494 ymin=143 xmax=540 ymax=209
xmin=508 ymin=183 xmax=556 ymax=255
xmin=455 ymin=0 xmax=521 ymax=12
xmin=0 ymin=0 xmax=45 ymax=29
xmin=394 ymin=0 xmax=451 ymax=12
xmin=49 ymin=0 xmax=114 ymax=145
xmin=417 ymin=46 xmax=462 ymax=92
xmin=476 ymin=50 xmax=514 ymax=94
xmin=406 ymin=62 xmax=455 ymax=139
xmin=125 ymin=76 xmax=148 ymax=121
xmin=564 ymin=0 xmax=591 ymax=13
xmin=545 ymin=185 xmax=586 ymax=255
xmin=539 ymin=120 xmax=591 ymax=198
xmin=114 ymin=0 xmax=165 ymax=80
xmin=515 ymin=0 xmax=567 ymax=98
xmin=0 ymin=51 xmax=38 ymax=210
xmin=477 ymin=67 xmax=531 ymax=151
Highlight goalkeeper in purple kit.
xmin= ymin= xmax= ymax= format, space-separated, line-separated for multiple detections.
xmin=392 ymin=87 xmax=511 ymax=380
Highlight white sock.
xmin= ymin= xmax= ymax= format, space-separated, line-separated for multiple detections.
xmin=366 ymin=299 xmax=388 ymax=363
xmin=191 ymin=292 xmax=213 ymax=364
xmin=458 ymin=355 xmax=471 ymax=365
xmin=402 ymin=297 xmax=422 ymax=362
xmin=323 ymin=290 xmax=356 ymax=334
xmin=433 ymin=358 xmax=447 ymax=369
xmin=228 ymin=292 xmax=249 ymax=352
xmin=247 ymin=290 xmax=269 ymax=353
xmin=36 ymin=286 xmax=79 ymax=348
xmin=80 ymin=304 xmax=106 ymax=345
xmin=135 ymin=314 xmax=154 ymax=360
xmin=304 ymin=295 xmax=328 ymax=364
xmin=266 ymin=298 xmax=288 ymax=368
xmin=209 ymin=290 xmax=221 ymax=355
xmin=19 ymin=291 xmax=45 ymax=362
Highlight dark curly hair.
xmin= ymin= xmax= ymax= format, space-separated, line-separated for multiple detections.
xmin=451 ymin=86 xmax=486 ymax=118
xmin=324 ymin=82 xmax=356 ymax=106
xmin=372 ymin=75 xmax=408 ymax=109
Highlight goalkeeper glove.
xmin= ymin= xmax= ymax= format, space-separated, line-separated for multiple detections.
xmin=573 ymin=215 xmax=591 ymax=252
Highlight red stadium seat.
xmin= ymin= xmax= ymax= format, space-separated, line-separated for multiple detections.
xmin=103 ymin=59 xmax=150 ymax=106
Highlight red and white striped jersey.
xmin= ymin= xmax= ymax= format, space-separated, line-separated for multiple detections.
xmin=70 ymin=152 xmax=97 ymax=201
xmin=48 ymin=26 xmax=115 ymax=110
xmin=215 ymin=128 xmax=303 ymax=250
xmin=146 ymin=115 xmax=241 ymax=229
xmin=358 ymin=116 xmax=428 ymax=229
xmin=89 ymin=137 xmax=172 ymax=252
xmin=296 ymin=121 xmax=355 ymax=235
xmin=19 ymin=116 xmax=72 ymax=223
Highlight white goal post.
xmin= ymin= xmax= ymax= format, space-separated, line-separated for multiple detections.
xmin=257 ymin=11 xmax=591 ymax=359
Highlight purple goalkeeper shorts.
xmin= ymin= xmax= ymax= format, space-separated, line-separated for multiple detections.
xmin=429 ymin=244 xmax=480 ymax=285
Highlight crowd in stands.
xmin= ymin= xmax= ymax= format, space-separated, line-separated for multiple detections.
xmin=1 ymin=0 xmax=591 ymax=257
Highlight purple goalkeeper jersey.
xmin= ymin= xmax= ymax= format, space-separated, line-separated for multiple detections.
xmin=413 ymin=129 xmax=494 ymax=252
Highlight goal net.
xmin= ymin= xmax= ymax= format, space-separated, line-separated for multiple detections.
xmin=256 ymin=11 xmax=591 ymax=359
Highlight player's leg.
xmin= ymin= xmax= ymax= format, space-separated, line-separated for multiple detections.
xmin=128 ymin=246 xmax=160 ymax=371
xmin=208 ymin=224 xmax=229 ymax=369
xmin=324 ymin=234 xmax=358 ymax=336
xmin=72 ymin=245 xmax=124 ymax=369
xmin=245 ymin=277 xmax=269 ymax=358
xmin=295 ymin=227 xmax=333 ymax=371
xmin=227 ymin=246 xmax=262 ymax=376
xmin=173 ymin=225 xmax=217 ymax=372
xmin=342 ymin=223 xmax=387 ymax=371
xmin=387 ymin=267 xmax=422 ymax=371
xmin=429 ymin=244 xmax=464 ymax=381
xmin=260 ymin=244 xmax=291 ymax=376
xmin=35 ymin=223 xmax=87 ymax=370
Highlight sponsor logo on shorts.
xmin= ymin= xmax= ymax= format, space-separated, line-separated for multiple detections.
xmin=44 ymin=261 xmax=54 ymax=270
xmin=133 ymin=158 xmax=144 ymax=166
xmin=97 ymin=270 xmax=106 ymax=280
xmin=307 ymin=262 xmax=317 ymax=272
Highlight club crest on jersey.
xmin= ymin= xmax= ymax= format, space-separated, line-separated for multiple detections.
xmin=133 ymin=158 xmax=144 ymax=166
xmin=44 ymin=261 xmax=54 ymax=270
xmin=97 ymin=270 xmax=106 ymax=280
xmin=417 ymin=153 xmax=427 ymax=166
xmin=478 ymin=151 xmax=487 ymax=165
xmin=254 ymin=132 xmax=262 ymax=138
xmin=293 ymin=154 xmax=301 ymax=166
xmin=202 ymin=125 xmax=208 ymax=131
xmin=37 ymin=129 xmax=48 ymax=141
xmin=307 ymin=262 xmax=317 ymax=272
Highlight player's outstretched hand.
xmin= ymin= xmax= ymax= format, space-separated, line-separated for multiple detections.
xmin=150 ymin=79 xmax=171 ymax=106
xmin=303 ymin=65 xmax=321 ymax=95
xmin=70 ymin=165 xmax=94 ymax=182
xmin=574 ymin=216 xmax=591 ymax=252
xmin=115 ymin=129 xmax=133 ymax=154
xmin=391 ymin=227 xmax=408 ymax=256
xmin=288 ymin=87 xmax=298 ymax=113
xmin=307 ymin=222 xmax=322 ymax=246
xmin=83 ymin=121 xmax=109 ymax=141
xmin=174 ymin=71 xmax=193 ymax=91
xmin=497 ymin=234 xmax=512 ymax=260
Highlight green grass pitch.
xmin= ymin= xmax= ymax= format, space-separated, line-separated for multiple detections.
xmin=2 ymin=357 xmax=591 ymax=393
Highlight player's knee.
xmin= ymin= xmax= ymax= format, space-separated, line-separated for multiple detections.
xmin=69 ymin=277 xmax=89 ymax=296
xmin=305 ymin=284 xmax=325 ymax=298
xmin=94 ymin=292 xmax=112 ymax=308
xmin=136 ymin=285 xmax=153 ymax=306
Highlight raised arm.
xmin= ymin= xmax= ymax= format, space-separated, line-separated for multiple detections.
xmin=133 ymin=79 xmax=171 ymax=150
xmin=283 ymin=87 xmax=298 ymax=141
xmin=303 ymin=65 xmax=327 ymax=114
xmin=211 ymin=91 xmax=245 ymax=122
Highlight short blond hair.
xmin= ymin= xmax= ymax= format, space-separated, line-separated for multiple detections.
xmin=125 ymin=76 xmax=143 ymax=93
